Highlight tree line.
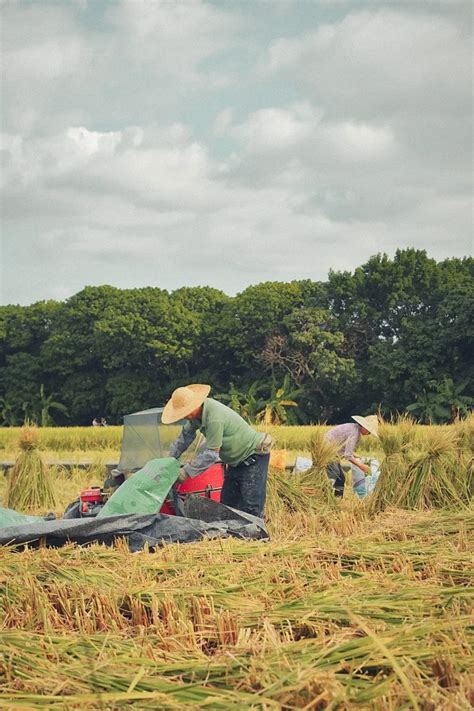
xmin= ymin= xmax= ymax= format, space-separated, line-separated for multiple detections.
xmin=1 ymin=249 xmax=472 ymax=426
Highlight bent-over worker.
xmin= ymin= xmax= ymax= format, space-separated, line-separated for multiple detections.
xmin=325 ymin=415 xmax=379 ymax=496
xmin=162 ymin=384 xmax=272 ymax=518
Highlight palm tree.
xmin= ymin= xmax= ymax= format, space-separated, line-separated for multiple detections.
xmin=38 ymin=384 xmax=68 ymax=427
xmin=219 ymin=381 xmax=264 ymax=423
xmin=256 ymin=375 xmax=301 ymax=426
xmin=406 ymin=390 xmax=450 ymax=424
xmin=436 ymin=377 xmax=472 ymax=421
xmin=220 ymin=382 xmax=244 ymax=414
xmin=240 ymin=381 xmax=264 ymax=423
xmin=0 ymin=397 xmax=19 ymax=426
xmin=406 ymin=377 xmax=472 ymax=423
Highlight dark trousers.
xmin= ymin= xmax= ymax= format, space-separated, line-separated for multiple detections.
xmin=221 ymin=453 xmax=270 ymax=518
xmin=327 ymin=461 xmax=345 ymax=497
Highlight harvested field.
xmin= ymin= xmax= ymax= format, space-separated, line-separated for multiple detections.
xmin=0 ymin=424 xmax=473 ymax=709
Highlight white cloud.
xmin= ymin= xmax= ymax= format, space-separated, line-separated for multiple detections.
xmin=105 ymin=0 xmax=243 ymax=81
xmin=4 ymin=36 xmax=85 ymax=80
xmin=66 ymin=127 xmax=124 ymax=157
xmin=0 ymin=2 xmax=471 ymax=305
xmin=325 ymin=121 xmax=395 ymax=161
xmin=213 ymin=109 xmax=233 ymax=136
xmin=262 ymin=10 xmax=471 ymax=117
xmin=231 ymin=103 xmax=322 ymax=152
xmin=264 ymin=24 xmax=335 ymax=73
xmin=0 ymin=0 xmax=244 ymax=136
xmin=225 ymin=102 xmax=396 ymax=177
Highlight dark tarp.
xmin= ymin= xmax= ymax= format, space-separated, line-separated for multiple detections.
xmin=0 ymin=502 xmax=268 ymax=552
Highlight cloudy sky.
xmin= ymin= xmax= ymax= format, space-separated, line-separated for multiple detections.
xmin=1 ymin=0 xmax=472 ymax=306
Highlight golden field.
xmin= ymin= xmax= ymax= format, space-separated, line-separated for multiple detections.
xmin=0 ymin=421 xmax=472 ymax=709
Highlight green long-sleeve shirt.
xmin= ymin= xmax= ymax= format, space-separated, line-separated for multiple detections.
xmin=173 ymin=398 xmax=264 ymax=469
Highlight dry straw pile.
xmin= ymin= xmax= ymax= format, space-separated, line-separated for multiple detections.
xmin=4 ymin=425 xmax=56 ymax=513
xmin=0 ymin=419 xmax=473 ymax=708
xmin=0 ymin=507 xmax=472 ymax=709
xmin=370 ymin=416 xmax=472 ymax=513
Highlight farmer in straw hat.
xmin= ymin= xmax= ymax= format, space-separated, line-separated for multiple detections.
xmin=162 ymin=384 xmax=273 ymax=518
xmin=325 ymin=415 xmax=379 ymax=496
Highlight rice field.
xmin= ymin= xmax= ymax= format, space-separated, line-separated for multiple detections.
xmin=0 ymin=420 xmax=473 ymax=709
xmin=0 ymin=422 xmax=450 ymax=462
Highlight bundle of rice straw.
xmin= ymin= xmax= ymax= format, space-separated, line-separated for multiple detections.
xmin=399 ymin=428 xmax=465 ymax=509
xmin=369 ymin=416 xmax=417 ymax=513
xmin=300 ymin=429 xmax=341 ymax=509
xmin=5 ymin=425 xmax=57 ymax=513
xmin=373 ymin=422 xmax=465 ymax=511
xmin=456 ymin=413 xmax=474 ymax=501
xmin=266 ymin=468 xmax=319 ymax=516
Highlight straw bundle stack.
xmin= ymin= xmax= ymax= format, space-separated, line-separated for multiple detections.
xmin=456 ymin=413 xmax=474 ymax=500
xmin=369 ymin=416 xmax=417 ymax=513
xmin=394 ymin=428 xmax=464 ymax=509
xmin=304 ymin=429 xmax=341 ymax=508
xmin=372 ymin=417 xmax=469 ymax=511
xmin=266 ymin=468 xmax=319 ymax=518
xmin=5 ymin=425 xmax=56 ymax=512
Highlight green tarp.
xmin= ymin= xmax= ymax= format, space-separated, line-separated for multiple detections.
xmin=97 ymin=457 xmax=180 ymax=518
xmin=0 ymin=508 xmax=43 ymax=529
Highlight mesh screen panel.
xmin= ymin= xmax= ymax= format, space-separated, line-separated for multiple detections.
xmin=117 ymin=408 xmax=202 ymax=472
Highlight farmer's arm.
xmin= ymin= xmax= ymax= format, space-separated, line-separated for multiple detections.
xmin=344 ymin=429 xmax=370 ymax=474
xmin=170 ymin=421 xmax=199 ymax=459
xmin=180 ymin=419 xmax=223 ymax=479
xmin=348 ymin=455 xmax=370 ymax=474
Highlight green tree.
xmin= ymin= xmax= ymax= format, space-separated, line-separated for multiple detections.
xmin=366 ymin=276 xmax=474 ymax=413
xmin=0 ymin=396 xmax=19 ymax=426
xmin=1 ymin=301 xmax=62 ymax=424
xmin=1 ymin=352 xmax=43 ymax=425
xmin=1 ymin=252 xmax=471 ymax=425
xmin=327 ymin=250 xmax=474 ymax=417
xmin=168 ymin=286 xmax=231 ymax=385
xmin=407 ymin=378 xmax=472 ymax=423
xmin=204 ymin=280 xmax=323 ymax=385
xmin=260 ymin=307 xmax=355 ymax=420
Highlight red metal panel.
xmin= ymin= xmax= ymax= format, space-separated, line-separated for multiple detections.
xmin=160 ymin=463 xmax=224 ymax=515
xmin=80 ymin=487 xmax=103 ymax=503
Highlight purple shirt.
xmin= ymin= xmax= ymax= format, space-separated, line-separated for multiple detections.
xmin=326 ymin=423 xmax=360 ymax=457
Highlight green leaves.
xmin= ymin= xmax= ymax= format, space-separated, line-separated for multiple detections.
xmin=256 ymin=374 xmax=302 ymax=425
xmin=0 ymin=251 xmax=472 ymax=424
xmin=407 ymin=377 xmax=473 ymax=424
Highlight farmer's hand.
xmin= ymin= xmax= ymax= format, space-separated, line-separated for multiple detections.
xmin=351 ymin=457 xmax=370 ymax=474
xmin=177 ymin=467 xmax=189 ymax=483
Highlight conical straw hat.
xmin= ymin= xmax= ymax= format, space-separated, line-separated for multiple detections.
xmin=162 ymin=384 xmax=211 ymax=424
xmin=351 ymin=414 xmax=379 ymax=437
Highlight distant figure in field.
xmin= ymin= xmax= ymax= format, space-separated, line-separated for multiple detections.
xmin=100 ymin=417 xmax=108 ymax=427
xmin=92 ymin=417 xmax=100 ymax=427
xmin=325 ymin=415 xmax=379 ymax=496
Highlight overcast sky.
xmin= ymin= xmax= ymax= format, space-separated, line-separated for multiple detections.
xmin=1 ymin=0 xmax=472 ymax=306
